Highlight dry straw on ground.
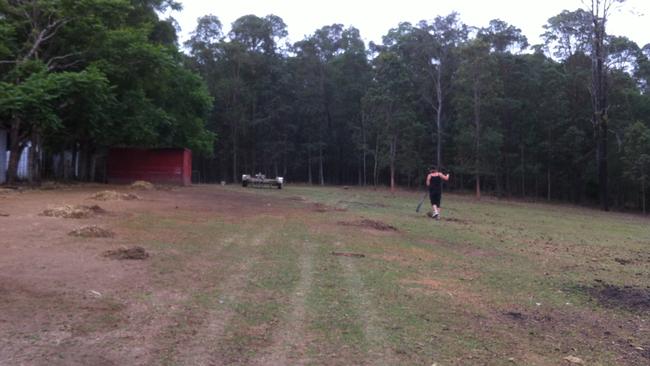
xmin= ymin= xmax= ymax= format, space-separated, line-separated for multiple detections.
xmin=41 ymin=205 xmax=106 ymax=219
xmin=130 ymin=181 xmax=154 ymax=190
xmin=69 ymin=225 xmax=115 ymax=238
xmin=91 ymin=190 xmax=141 ymax=201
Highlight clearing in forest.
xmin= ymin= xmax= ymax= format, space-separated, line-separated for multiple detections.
xmin=0 ymin=184 xmax=649 ymax=365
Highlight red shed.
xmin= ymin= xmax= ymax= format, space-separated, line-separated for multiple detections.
xmin=107 ymin=148 xmax=192 ymax=186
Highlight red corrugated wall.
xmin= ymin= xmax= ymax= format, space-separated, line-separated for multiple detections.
xmin=107 ymin=148 xmax=192 ymax=186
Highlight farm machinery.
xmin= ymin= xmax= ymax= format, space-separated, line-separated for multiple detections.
xmin=242 ymin=173 xmax=284 ymax=189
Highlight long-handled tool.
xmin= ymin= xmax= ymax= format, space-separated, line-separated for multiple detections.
xmin=415 ymin=191 xmax=428 ymax=213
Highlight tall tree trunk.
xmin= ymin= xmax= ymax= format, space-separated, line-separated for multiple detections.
xmin=547 ymin=167 xmax=551 ymax=201
xmin=232 ymin=133 xmax=238 ymax=183
xmin=591 ymin=0 xmax=609 ymax=211
xmin=361 ymin=110 xmax=367 ymax=186
xmin=71 ymin=143 xmax=78 ymax=179
xmin=358 ymin=158 xmax=362 ymax=186
xmin=473 ymin=80 xmax=481 ymax=199
xmin=389 ymin=135 xmax=397 ymax=193
xmin=231 ymin=59 xmax=241 ymax=183
xmin=318 ymin=145 xmax=324 ymax=186
xmin=435 ymin=64 xmax=443 ymax=168
xmin=373 ymin=137 xmax=379 ymax=187
xmin=642 ymin=174 xmax=646 ymax=215
xmin=28 ymin=130 xmax=41 ymax=184
xmin=641 ymin=177 xmax=646 ymax=215
xmin=307 ymin=148 xmax=313 ymax=184
xmin=7 ymin=117 xmax=23 ymax=184
xmin=521 ymin=144 xmax=525 ymax=197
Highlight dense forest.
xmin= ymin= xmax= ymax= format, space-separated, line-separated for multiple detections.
xmin=2 ymin=1 xmax=650 ymax=212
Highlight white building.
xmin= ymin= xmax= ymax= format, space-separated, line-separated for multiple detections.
xmin=0 ymin=130 xmax=31 ymax=183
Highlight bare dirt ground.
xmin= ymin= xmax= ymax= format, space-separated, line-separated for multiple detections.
xmin=1 ymin=184 xmax=649 ymax=365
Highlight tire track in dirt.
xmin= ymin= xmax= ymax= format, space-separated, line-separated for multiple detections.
xmin=338 ymin=256 xmax=400 ymax=366
xmin=169 ymin=231 xmax=270 ymax=366
xmin=250 ymin=239 xmax=314 ymax=366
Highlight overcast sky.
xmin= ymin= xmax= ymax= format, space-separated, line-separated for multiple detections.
xmin=168 ymin=0 xmax=649 ymax=49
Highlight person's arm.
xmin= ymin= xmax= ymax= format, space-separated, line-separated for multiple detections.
xmin=441 ymin=173 xmax=450 ymax=181
xmin=426 ymin=173 xmax=431 ymax=186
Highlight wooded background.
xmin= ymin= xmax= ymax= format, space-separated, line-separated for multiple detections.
xmin=2 ymin=0 xmax=650 ymax=212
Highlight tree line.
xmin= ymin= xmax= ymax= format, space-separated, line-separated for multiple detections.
xmin=185 ymin=1 xmax=650 ymax=212
xmin=2 ymin=1 xmax=650 ymax=213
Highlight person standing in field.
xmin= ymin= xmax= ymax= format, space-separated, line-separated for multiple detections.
xmin=426 ymin=166 xmax=450 ymax=220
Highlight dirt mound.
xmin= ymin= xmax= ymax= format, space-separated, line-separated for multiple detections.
xmin=69 ymin=225 xmax=115 ymax=238
xmin=91 ymin=190 xmax=141 ymax=201
xmin=443 ymin=217 xmax=469 ymax=224
xmin=130 ymin=180 xmax=154 ymax=190
xmin=586 ymin=284 xmax=650 ymax=312
xmin=103 ymin=246 xmax=149 ymax=260
xmin=41 ymin=205 xmax=106 ymax=219
xmin=338 ymin=219 xmax=397 ymax=231
xmin=338 ymin=200 xmax=387 ymax=208
xmin=313 ymin=203 xmax=347 ymax=212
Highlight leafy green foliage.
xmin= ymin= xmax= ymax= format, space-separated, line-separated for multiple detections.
xmin=0 ymin=0 xmax=214 ymax=182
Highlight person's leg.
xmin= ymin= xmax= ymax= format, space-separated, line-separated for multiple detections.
xmin=433 ymin=193 xmax=441 ymax=218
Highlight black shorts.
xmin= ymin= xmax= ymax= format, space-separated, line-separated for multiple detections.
xmin=429 ymin=191 xmax=441 ymax=206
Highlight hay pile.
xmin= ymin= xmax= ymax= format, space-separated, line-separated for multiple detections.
xmin=312 ymin=203 xmax=347 ymax=212
xmin=41 ymin=204 xmax=106 ymax=219
xmin=103 ymin=246 xmax=149 ymax=260
xmin=69 ymin=225 xmax=114 ymax=238
xmin=91 ymin=190 xmax=140 ymax=201
xmin=130 ymin=180 xmax=154 ymax=190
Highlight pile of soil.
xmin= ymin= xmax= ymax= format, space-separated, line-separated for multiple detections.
xmin=586 ymin=283 xmax=650 ymax=312
xmin=41 ymin=205 xmax=106 ymax=219
xmin=69 ymin=225 xmax=115 ymax=238
xmin=130 ymin=181 xmax=154 ymax=190
xmin=338 ymin=200 xmax=387 ymax=208
xmin=338 ymin=219 xmax=398 ymax=232
xmin=103 ymin=246 xmax=149 ymax=260
xmin=91 ymin=190 xmax=141 ymax=201
xmin=313 ymin=203 xmax=347 ymax=213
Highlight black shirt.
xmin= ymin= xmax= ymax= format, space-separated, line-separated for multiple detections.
xmin=429 ymin=174 xmax=442 ymax=193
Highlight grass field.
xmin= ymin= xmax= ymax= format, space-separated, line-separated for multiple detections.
xmin=0 ymin=184 xmax=648 ymax=365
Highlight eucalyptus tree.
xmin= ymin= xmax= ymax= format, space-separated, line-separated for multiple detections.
xmin=291 ymin=24 xmax=370 ymax=185
xmin=477 ymin=19 xmax=529 ymax=196
xmin=587 ymin=0 xmax=624 ymax=211
xmin=364 ymin=39 xmax=419 ymax=192
xmin=454 ymin=37 xmax=500 ymax=198
xmin=211 ymin=14 xmax=288 ymax=182
xmin=622 ymin=121 xmax=650 ymax=213
xmin=382 ymin=14 xmax=468 ymax=170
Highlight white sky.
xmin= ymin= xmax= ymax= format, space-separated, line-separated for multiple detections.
xmin=169 ymin=0 xmax=649 ymax=49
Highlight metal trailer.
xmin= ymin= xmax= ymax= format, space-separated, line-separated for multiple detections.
xmin=242 ymin=173 xmax=283 ymax=189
